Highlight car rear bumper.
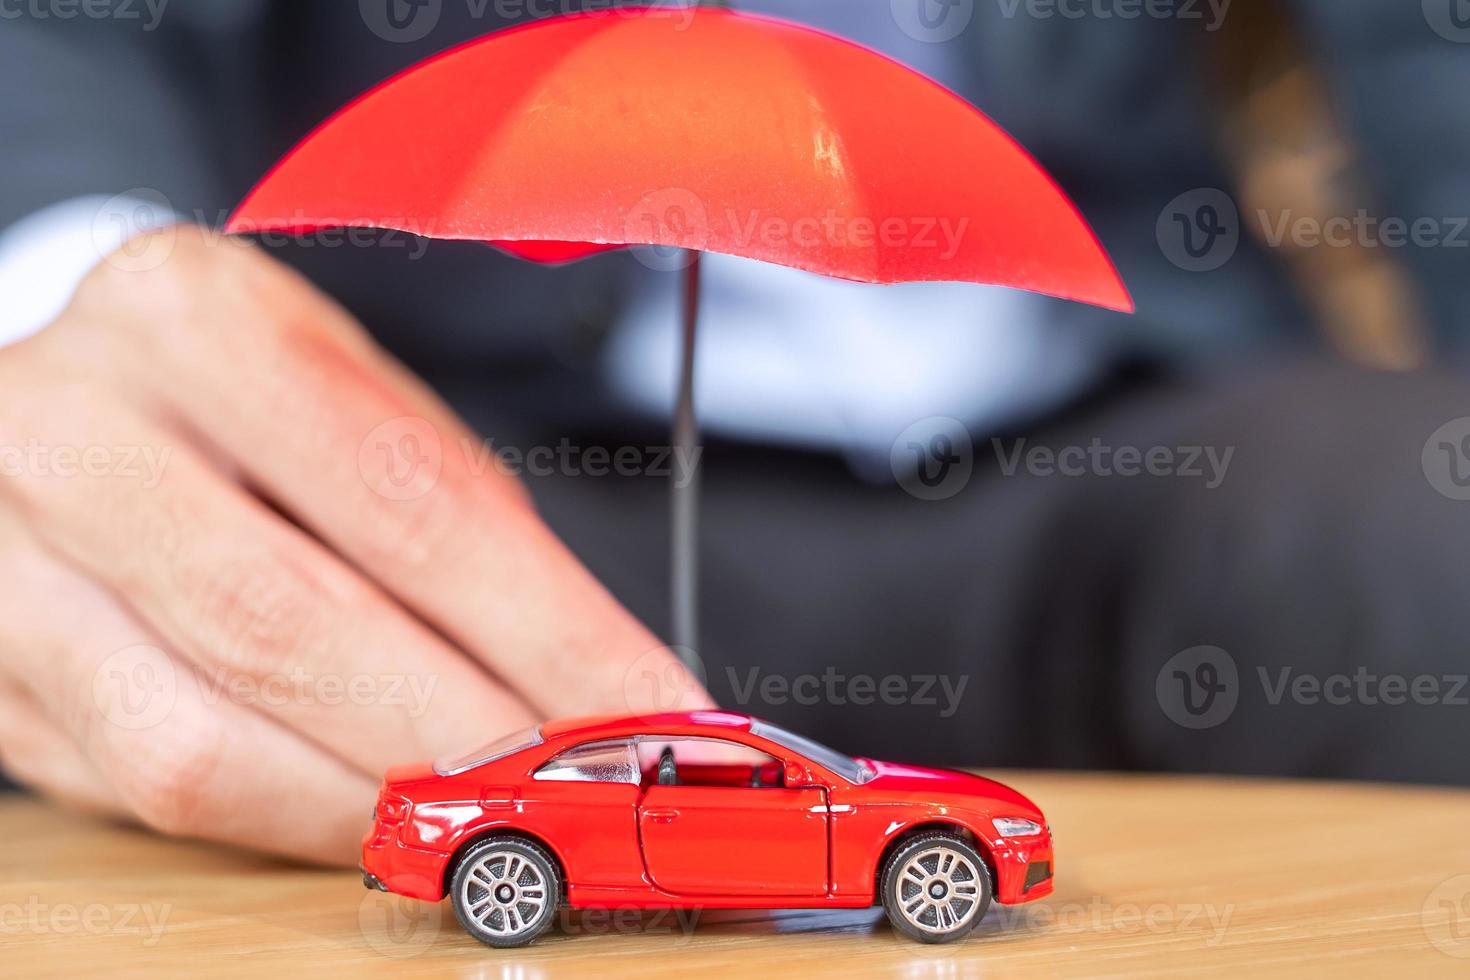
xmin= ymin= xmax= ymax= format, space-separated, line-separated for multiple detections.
xmin=361 ymin=831 xmax=450 ymax=902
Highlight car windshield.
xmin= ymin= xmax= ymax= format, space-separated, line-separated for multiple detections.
xmin=749 ymin=721 xmax=875 ymax=784
xmin=434 ymin=726 xmax=543 ymax=776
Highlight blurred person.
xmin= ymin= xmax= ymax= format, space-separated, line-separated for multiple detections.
xmin=0 ymin=0 xmax=1466 ymax=864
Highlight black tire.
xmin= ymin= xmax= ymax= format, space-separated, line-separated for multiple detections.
xmin=450 ymin=836 xmax=562 ymax=948
xmin=880 ymin=832 xmax=993 ymax=943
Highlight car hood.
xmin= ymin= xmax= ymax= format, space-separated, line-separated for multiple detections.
xmin=859 ymin=760 xmax=1043 ymax=819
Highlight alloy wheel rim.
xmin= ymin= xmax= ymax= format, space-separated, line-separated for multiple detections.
xmin=895 ymin=846 xmax=983 ymax=934
xmin=461 ymin=849 xmax=550 ymax=936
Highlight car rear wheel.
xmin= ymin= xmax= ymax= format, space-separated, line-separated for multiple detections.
xmin=880 ymin=832 xmax=992 ymax=943
xmin=450 ymin=837 xmax=562 ymax=948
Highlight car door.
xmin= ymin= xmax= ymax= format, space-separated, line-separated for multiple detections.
xmin=526 ymin=738 xmax=644 ymax=889
xmin=637 ymin=743 xmax=829 ymax=897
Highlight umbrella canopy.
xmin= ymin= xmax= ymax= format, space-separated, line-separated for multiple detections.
xmin=226 ymin=5 xmax=1133 ymax=662
xmin=226 ymin=5 xmax=1130 ymax=311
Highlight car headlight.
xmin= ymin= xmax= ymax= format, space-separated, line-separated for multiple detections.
xmin=992 ymin=816 xmax=1044 ymax=838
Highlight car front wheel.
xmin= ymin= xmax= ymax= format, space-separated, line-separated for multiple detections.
xmin=880 ymin=832 xmax=993 ymax=943
xmin=450 ymin=837 xmax=562 ymax=948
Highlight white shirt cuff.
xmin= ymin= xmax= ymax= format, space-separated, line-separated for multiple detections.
xmin=0 ymin=193 xmax=180 ymax=349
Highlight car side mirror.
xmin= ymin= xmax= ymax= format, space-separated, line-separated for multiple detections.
xmin=784 ymin=761 xmax=813 ymax=787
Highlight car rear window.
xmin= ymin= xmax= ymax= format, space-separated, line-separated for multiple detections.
xmin=434 ymin=726 xmax=543 ymax=776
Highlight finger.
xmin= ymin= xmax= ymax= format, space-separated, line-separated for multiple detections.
xmin=0 ymin=681 xmax=124 ymax=817
xmin=65 ymin=236 xmax=710 ymax=718
xmin=0 ymin=514 xmax=376 ymax=863
xmin=60 ymin=230 xmax=530 ymax=511
xmin=0 ymin=384 xmax=538 ymax=778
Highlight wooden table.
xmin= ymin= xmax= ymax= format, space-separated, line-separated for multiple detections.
xmin=4 ymin=772 xmax=1468 ymax=978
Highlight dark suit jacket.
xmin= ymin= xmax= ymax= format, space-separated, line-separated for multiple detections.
xmin=15 ymin=0 xmax=1445 ymax=413
xmin=2 ymin=3 xmax=1470 ymax=788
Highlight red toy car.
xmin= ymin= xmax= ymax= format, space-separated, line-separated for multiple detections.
xmin=362 ymin=711 xmax=1053 ymax=947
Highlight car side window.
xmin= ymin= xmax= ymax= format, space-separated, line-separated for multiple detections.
xmin=534 ymin=739 xmax=639 ymax=785
xmin=635 ymin=737 xmax=786 ymax=788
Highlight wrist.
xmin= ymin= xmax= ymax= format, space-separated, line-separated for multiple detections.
xmin=0 ymin=192 xmax=181 ymax=349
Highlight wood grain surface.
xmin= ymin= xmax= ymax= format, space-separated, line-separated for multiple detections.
xmin=3 ymin=771 xmax=1468 ymax=978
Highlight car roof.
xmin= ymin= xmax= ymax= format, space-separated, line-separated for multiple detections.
xmin=540 ymin=710 xmax=756 ymax=740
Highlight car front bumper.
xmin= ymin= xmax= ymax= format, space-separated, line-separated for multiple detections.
xmin=991 ymin=832 xmax=1055 ymax=904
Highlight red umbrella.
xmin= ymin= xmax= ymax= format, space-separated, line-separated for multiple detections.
xmin=227 ymin=5 xmax=1131 ymax=658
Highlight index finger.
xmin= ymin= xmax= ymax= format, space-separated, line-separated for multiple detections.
xmin=72 ymin=235 xmax=710 ymax=720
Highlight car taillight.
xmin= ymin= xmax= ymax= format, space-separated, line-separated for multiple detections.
xmin=376 ymin=794 xmax=411 ymax=822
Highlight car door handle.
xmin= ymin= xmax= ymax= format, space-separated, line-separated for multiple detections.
xmin=644 ymin=809 xmax=680 ymax=824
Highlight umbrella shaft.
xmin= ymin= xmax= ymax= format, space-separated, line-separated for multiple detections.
xmin=672 ymin=252 xmax=702 ymax=662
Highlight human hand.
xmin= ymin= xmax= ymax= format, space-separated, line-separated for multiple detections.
xmin=0 ymin=225 xmax=710 ymax=864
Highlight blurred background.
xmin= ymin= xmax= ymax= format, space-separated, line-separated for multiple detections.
xmin=1 ymin=0 xmax=1467 ymax=787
